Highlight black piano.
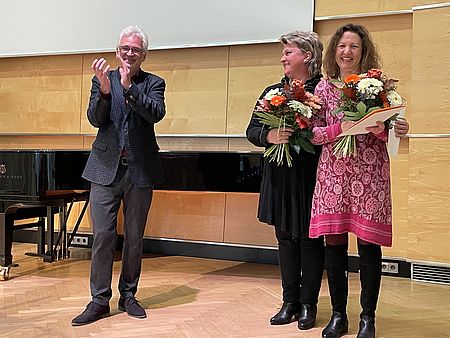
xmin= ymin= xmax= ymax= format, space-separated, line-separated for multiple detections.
xmin=0 ymin=149 xmax=262 ymax=280
xmin=0 ymin=150 xmax=90 ymax=279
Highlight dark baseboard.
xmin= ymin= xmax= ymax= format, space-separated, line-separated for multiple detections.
xmin=13 ymin=229 xmax=411 ymax=278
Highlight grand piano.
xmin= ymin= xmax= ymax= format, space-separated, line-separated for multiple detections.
xmin=0 ymin=150 xmax=262 ymax=280
xmin=0 ymin=150 xmax=90 ymax=280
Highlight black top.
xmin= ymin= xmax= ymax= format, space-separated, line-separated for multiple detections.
xmin=246 ymin=74 xmax=322 ymax=239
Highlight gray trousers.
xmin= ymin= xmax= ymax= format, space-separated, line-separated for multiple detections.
xmin=89 ymin=164 xmax=153 ymax=306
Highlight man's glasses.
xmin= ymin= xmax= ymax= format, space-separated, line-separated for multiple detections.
xmin=117 ymin=45 xmax=144 ymax=55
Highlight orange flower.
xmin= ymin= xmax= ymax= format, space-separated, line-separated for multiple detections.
xmin=270 ymin=95 xmax=286 ymax=106
xmin=367 ymin=68 xmax=383 ymax=79
xmin=295 ymin=113 xmax=309 ymax=129
xmin=379 ymin=91 xmax=389 ymax=108
xmin=343 ymin=74 xmax=360 ymax=84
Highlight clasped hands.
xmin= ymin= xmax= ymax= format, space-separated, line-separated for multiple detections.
xmin=91 ymin=55 xmax=132 ymax=95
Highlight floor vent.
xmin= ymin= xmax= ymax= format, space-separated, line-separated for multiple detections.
xmin=412 ymin=262 xmax=450 ymax=285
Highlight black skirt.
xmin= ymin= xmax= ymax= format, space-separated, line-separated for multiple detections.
xmin=257 ymin=146 xmax=321 ymax=239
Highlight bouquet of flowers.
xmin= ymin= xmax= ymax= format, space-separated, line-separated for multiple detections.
xmin=254 ymin=79 xmax=321 ymax=167
xmin=332 ymin=68 xmax=405 ymax=157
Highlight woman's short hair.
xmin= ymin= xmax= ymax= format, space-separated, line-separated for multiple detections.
xmin=323 ymin=23 xmax=381 ymax=78
xmin=117 ymin=25 xmax=149 ymax=54
xmin=280 ymin=31 xmax=323 ymax=77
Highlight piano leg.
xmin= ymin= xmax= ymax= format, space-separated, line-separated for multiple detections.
xmin=0 ymin=213 xmax=14 ymax=280
xmin=43 ymin=206 xmax=55 ymax=263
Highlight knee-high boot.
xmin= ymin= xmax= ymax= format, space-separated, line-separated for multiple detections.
xmin=298 ymin=237 xmax=324 ymax=330
xmin=322 ymin=244 xmax=349 ymax=338
xmin=270 ymin=229 xmax=301 ymax=325
xmin=357 ymin=243 xmax=382 ymax=338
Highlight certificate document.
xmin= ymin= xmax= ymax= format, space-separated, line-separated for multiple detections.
xmin=338 ymin=106 xmax=406 ymax=137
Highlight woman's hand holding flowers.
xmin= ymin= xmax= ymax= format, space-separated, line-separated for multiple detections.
xmin=267 ymin=127 xmax=294 ymax=144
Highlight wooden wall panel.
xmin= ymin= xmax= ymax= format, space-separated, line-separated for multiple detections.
xmin=413 ymin=0 xmax=446 ymax=5
xmin=315 ymin=0 xmax=412 ymax=17
xmin=408 ymin=139 xmax=450 ymax=263
xmin=383 ymin=139 xmax=410 ymax=258
xmin=145 ymin=190 xmax=225 ymax=242
xmin=145 ymin=47 xmax=229 ymax=135
xmin=223 ymin=193 xmax=277 ymax=247
xmin=0 ymin=55 xmax=83 ymax=133
xmin=0 ymin=135 xmax=84 ymax=149
xmin=409 ymin=6 xmax=450 ymax=133
xmin=227 ymin=43 xmax=282 ymax=134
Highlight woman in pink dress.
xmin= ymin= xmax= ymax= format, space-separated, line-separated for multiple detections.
xmin=309 ymin=24 xmax=409 ymax=338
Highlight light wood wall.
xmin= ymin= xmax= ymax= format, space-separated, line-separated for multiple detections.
xmin=1 ymin=1 xmax=450 ymax=265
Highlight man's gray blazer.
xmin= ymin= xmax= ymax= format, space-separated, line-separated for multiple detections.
xmin=82 ymin=68 xmax=166 ymax=188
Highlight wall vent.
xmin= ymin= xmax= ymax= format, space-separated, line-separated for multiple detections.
xmin=412 ymin=262 xmax=450 ymax=285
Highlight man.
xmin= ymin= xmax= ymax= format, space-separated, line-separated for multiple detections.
xmin=72 ymin=25 xmax=166 ymax=326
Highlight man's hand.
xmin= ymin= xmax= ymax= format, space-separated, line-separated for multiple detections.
xmin=266 ymin=127 xmax=294 ymax=144
xmin=92 ymin=58 xmax=111 ymax=95
xmin=394 ymin=117 xmax=409 ymax=138
xmin=117 ymin=55 xmax=132 ymax=90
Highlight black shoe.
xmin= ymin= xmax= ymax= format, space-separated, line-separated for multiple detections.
xmin=270 ymin=302 xmax=300 ymax=325
xmin=322 ymin=311 xmax=348 ymax=338
xmin=357 ymin=315 xmax=375 ymax=338
xmin=118 ymin=297 xmax=147 ymax=319
xmin=297 ymin=304 xmax=317 ymax=330
xmin=71 ymin=301 xmax=110 ymax=326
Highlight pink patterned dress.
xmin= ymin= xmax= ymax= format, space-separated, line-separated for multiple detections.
xmin=309 ymin=78 xmax=392 ymax=247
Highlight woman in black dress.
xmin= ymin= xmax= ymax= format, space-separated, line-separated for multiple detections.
xmin=246 ymin=31 xmax=325 ymax=330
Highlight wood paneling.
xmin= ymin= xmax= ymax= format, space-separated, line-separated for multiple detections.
xmin=157 ymin=137 xmax=229 ymax=152
xmin=227 ymin=43 xmax=282 ymax=134
xmin=224 ymin=193 xmax=277 ymax=247
xmin=0 ymin=135 xmax=84 ymax=149
xmin=0 ymin=55 xmax=83 ymax=133
xmin=413 ymin=0 xmax=446 ymax=5
xmin=145 ymin=47 xmax=229 ymax=135
xmin=315 ymin=0 xmax=412 ymax=17
xmin=408 ymin=138 xmax=450 ymax=263
xmin=409 ymin=6 xmax=450 ymax=133
xmin=145 ymin=190 xmax=225 ymax=242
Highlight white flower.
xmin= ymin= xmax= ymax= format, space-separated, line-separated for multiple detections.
xmin=386 ymin=90 xmax=403 ymax=106
xmin=288 ymin=100 xmax=312 ymax=118
xmin=264 ymin=88 xmax=283 ymax=100
xmin=357 ymin=78 xmax=384 ymax=99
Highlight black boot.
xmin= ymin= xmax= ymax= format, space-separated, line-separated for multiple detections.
xmin=270 ymin=302 xmax=300 ymax=325
xmin=322 ymin=311 xmax=348 ymax=338
xmin=297 ymin=237 xmax=324 ymax=330
xmin=271 ymin=229 xmax=301 ymax=325
xmin=322 ymin=244 xmax=349 ymax=338
xmin=357 ymin=243 xmax=382 ymax=338
xmin=297 ymin=303 xmax=317 ymax=330
xmin=357 ymin=315 xmax=375 ymax=338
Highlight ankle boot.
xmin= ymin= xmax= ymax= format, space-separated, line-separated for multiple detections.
xmin=270 ymin=302 xmax=300 ymax=325
xmin=357 ymin=315 xmax=375 ymax=338
xmin=358 ymin=244 xmax=382 ymax=320
xmin=297 ymin=303 xmax=317 ymax=330
xmin=322 ymin=311 xmax=348 ymax=338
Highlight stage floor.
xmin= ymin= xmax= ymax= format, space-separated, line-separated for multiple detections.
xmin=1 ymin=243 xmax=449 ymax=337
